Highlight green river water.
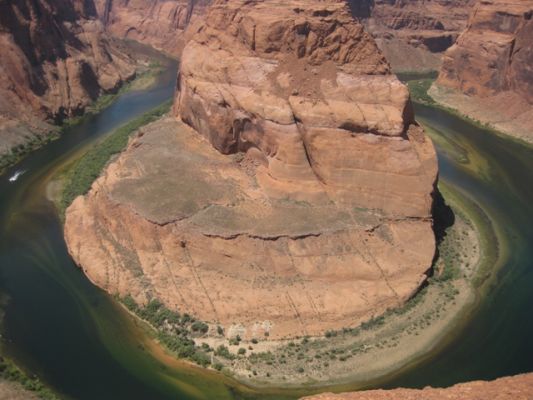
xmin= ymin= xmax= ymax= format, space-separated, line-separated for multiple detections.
xmin=0 ymin=62 xmax=531 ymax=399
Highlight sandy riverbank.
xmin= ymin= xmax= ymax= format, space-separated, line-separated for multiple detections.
xmin=429 ymin=84 xmax=533 ymax=146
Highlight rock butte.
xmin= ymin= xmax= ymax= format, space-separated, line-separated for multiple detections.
xmin=301 ymin=373 xmax=533 ymax=400
xmin=65 ymin=0 xmax=438 ymax=339
xmin=432 ymin=0 xmax=533 ymax=143
xmin=0 ymin=0 xmax=135 ymax=158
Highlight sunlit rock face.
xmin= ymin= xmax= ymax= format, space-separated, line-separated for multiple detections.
xmin=438 ymin=0 xmax=533 ymax=102
xmin=349 ymin=0 xmax=476 ymax=72
xmin=94 ymin=0 xmax=212 ymax=56
xmin=65 ymin=0 xmax=438 ymax=340
xmin=301 ymin=373 xmax=533 ymax=400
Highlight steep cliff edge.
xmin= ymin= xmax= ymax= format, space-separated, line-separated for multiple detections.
xmin=0 ymin=0 xmax=135 ymax=160
xmin=302 ymin=373 xmax=533 ymax=400
xmin=350 ymin=0 xmax=475 ymax=72
xmin=431 ymin=0 xmax=533 ymax=143
xmin=65 ymin=0 xmax=438 ymax=340
xmin=94 ymin=0 xmax=211 ymax=56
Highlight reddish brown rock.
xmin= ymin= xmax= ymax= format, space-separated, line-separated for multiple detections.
xmin=301 ymin=373 xmax=533 ymax=400
xmin=0 ymin=0 xmax=135 ymax=158
xmin=94 ymin=0 xmax=211 ymax=56
xmin=350 ymin=0 xmax=475 ymax=72
xmin=432 ymin=0 xmax=533 ymax=143
xmin=65 ymin=0 xmax=438 ymax=340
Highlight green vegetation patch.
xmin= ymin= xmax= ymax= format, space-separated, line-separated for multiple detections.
xmin=0 ymin=356 xmax=58 ymax=399
xmin=59 ymin=101 xmax=171 ymax=217
xmin=119 ymin=295 xmax=213 ymax=368
xmin=406 ymin=79 xmax=436 ymax=105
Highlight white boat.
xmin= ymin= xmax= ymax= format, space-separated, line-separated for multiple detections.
xmin=8 ymin=170 xmax=25 ymax=182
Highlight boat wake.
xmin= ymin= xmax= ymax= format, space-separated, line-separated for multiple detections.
xmin=8 ymin=170 xmax=25 ymax=182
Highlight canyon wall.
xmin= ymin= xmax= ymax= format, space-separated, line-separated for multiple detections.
xmin=0 ymin=0 xmax=135 ymax=159
xmin=302 ymin=373 xmax=533 ymax=400
xmin=65 ymin=0 xmax=438 ymax=340
xmin=351 ymin=0 xmax=475 ymax=72
xmin=431 ymin=0 xmax=533 ymax=143
xmin=94 ymin=0 xmax=212 ymax=56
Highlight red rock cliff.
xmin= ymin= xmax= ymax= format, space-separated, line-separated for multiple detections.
xmin=94 ymin=0 xmax=211 ymax=56
xmin=0 ymin=0 xmax=135 ymax=157
xmin=65 ymin=0 xmax=438 ymax=340
xmin=350 ymin=0 xmax=476 ymax=72
xmin=432 ymin=0 xmax=533 ymax=143
xmin=302 ymin=373 xmax=533 ymax=400
xmin=438 ymin=0 xmax=533 ymax=101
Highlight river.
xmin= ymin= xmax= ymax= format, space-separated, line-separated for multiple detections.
xmin=0 ymin=61 xmax=531 ymax=399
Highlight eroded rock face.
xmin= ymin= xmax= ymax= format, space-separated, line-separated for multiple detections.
xmin=301 ymin=373 xmax=533 ymax=400
xmin=176 ymin=0 xmax=437 ymax=218
xmin=438 ymin=0 xmax=533 ymax=100
xmin=0 ymin=0 xmax=135 ymax=157
xmin=433 ymin=0 xmax=533 ymax=142
xmin=94 ymin=0 xmax=211 ymax=56
xmin=65 ymin=0 xmax=438 ymax=340
xmin=350 ymin=0 xmax=475 ymax=72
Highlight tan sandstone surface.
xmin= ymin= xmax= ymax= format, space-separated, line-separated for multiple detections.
xmin=65 ymin=0 xmax=438 ymax=340
xmin=302 ymin=373 xmax=533 ymax=400
xmin=0 ymin=0 xmax=135 ymax=159
xmin=432 ymin=0 xmax=533 ymax=144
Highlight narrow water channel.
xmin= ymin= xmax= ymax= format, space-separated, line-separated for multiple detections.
xmin=0 ymin=59 xmax=531 ymax=399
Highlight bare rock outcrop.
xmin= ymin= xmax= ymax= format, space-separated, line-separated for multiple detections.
xmin=65 ymin=0 xmax=438 ymax=340
xmin=0 ymin=0 xmax=135 ymax=158
xmin=350 ymin=0 xmax=476 ymax=72
xmin=302 ymin=373 xmax=533 ymax=400
xmin=432 ymin=0 xmax=533 ymax=143
xmin=94 ymin=0 xmax=211 ymax=56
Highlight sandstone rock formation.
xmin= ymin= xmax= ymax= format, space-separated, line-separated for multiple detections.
xmin=350 ymin=0 xmax=475 ymax=72
xmin=302 ymin=373 xmax=533 ymax=400
xmin=65 ymin=0 xmax=438 ymax=340
xmin=0 ymin=0 xmax=135 ymax=158
xmin=94 ymin=0 xmax=211 ymax=56
xmin=431 ymin=0 xmax=533 ymax=143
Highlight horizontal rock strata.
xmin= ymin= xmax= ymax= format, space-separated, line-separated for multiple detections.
xmin=0 ymin=0 xmax=135 ymax=158
xmin=94 ymin=0 xmax=212 ymax=56
xmin=65 ymin=0 xmax=438 ymax=339
xmin=433 ymin=0 xmax=533 ymax=143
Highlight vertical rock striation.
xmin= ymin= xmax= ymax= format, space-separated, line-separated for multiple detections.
xmin=94 ymin=0 xmax=212 ymax=56
xmin=349 ymin=0 xmax=476 ymax=72
xmin=0 ymin=0 xmax=135 ymax=158
xmin=432 ymin=0 xmax=533 ymax=143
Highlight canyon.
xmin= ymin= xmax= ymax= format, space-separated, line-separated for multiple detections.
xmin=431 ymin=0 xmax=533 ymax=143
xmin=351 ymin=0 xmax=476 ymax=72
xmin=302 ymin=373 xmax=533 ymax=400
xmin=94 ymin=0 xmax=212 ymax=56
xmin=0 ymin=0 xmax=135 ymax=161
xmin=0 ymin=0 xmax=531 ymax=398
xmin=64 ymin=0 xmax=438 ymax=340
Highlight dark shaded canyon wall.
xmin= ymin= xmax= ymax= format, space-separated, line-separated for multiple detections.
xmin=0 ymin=0 xmax=135 ymax=157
